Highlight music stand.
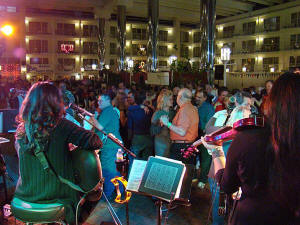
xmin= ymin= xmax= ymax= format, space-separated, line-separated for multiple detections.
xmin=127 ymin=158 xmax=194 ymax=225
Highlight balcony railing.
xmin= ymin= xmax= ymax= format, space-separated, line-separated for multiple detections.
xmin=55 ymin=30 xmax=77 ymax=36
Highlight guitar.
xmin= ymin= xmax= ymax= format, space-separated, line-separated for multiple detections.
xmin=181 ymin=116 xmax=265 ymax=159
xmin=71 ymin=147 xmax=104 ymax=201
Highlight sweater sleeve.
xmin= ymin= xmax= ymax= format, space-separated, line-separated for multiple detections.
xmin=62 ymin=119 xmax=102 ymax=150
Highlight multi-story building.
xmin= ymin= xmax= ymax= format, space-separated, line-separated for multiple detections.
xmin=215 ymin=0 xmax=300 ymax=88
xmin=1 ymin=0 xmax=299 ymax=88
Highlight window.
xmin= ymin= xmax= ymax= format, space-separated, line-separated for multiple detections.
xmin=158 ymin=61 xmax=167 ymax=67
xmin=242 ymin=58 xmax=255 ymax=72
xmin=180 ymin=45 xmax=189 ymax=58
xmin=83 ymin=59 xmax=98 ymax=67
xmin=223 ymin=26 xmax=235 ymax=38
xmin=83 ymin=25 xmax=98 ymax=37
xmin=110 ymin=26 xmax=117 ymax=38
xmin=290 ymin=56 xmax=300 ymax=67
xmin=83 ymin=42 xmax=98 ymax=54
xmin=263 ymin=57 xmax=279 ymax=72
xmin=132 ymin=44 xmax=147 ymax=56
xmin=291 ymin=12 xmax=300 ymax=27
xmin=180 ymin=31 xmax=189 ymax=43
xmin=110 ymin=59 xmax=115 ymax=66
xmin=243 ymin=22 xmax=256 ymax=35
xmin=56 ymin=23 xmax=76 ymax=36
xmin=264 ymin=17 xmax=280 ymax=32
xmin=193 ymin=47 xmax=200 ymax=57
xmin=262 ymin=37 xmax=280 ymax=52
xmin=28 ymin=22 xmax=48 ymax=34
xmin=29 ymin=40 xmax=48 ymax=53
xmin=158 ymin=46 xmax=167 ymax=56
xmin=58 ymin=58 xmax=75 ymax=71
xmin=110 ymin=43 xmax=117 ymax=55
xmin=241 ymin=40 xmax=256 ymax=53
xmin=30 ymin=57 xmax=48 ymax=64
xmin=158 ymin=30 xmax=168 ymax=42
xmin=132 ymin=28 xmax=147 ymax=40
xmin=290 ymin=34 xmax=300 ymax=49
xmin=57 ymin=41 xmax=75 ymax=53
xmin=193 ymin=32 xmax=201 ymax=43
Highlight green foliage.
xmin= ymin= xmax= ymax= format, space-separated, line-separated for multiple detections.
xmin=133 ymin=62 xmax=141 ymax=74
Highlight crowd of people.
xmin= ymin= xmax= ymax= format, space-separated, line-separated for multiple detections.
xmin=1 ymin=73 xmax=300 ymax=225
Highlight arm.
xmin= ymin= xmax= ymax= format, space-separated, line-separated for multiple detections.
xmin=160 ymin=115 xmax=187 ymax=137
xmin=64 ymin=119 xmax=102 ymax=150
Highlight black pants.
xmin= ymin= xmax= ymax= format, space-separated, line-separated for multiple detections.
xmin=169 ymin=143 xmax=196 ymax=165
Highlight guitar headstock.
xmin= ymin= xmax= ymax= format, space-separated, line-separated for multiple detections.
xmin=181 ymin=145 xmax=199 ymax=159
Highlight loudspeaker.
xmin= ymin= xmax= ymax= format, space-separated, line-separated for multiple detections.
xmin=215 ymin=65 xmax=224 ymax=80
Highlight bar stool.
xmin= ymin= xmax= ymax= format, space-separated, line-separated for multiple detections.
xmin=11 ymin=197 xmax=66 ymax=225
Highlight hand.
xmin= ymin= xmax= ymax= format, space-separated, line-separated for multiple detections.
xmin=201 ymin=136 xmax=224 ymax=157
xmin=88 ymin=116 xmax=98 ymax=127
xmin=160 ymin=115 xmax=169 ymax=126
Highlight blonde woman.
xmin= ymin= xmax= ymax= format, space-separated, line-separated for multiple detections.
xmin=150 ymin=89 xmax=174 ymax=157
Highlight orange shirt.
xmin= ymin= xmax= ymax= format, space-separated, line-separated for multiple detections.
xmin=170 ymin=102 xmax=199 ymax=142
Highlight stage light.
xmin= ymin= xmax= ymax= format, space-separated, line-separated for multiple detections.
xmin=1 ymin=25 xmax=14 ymax=36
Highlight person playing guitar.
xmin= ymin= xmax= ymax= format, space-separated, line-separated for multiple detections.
xmin=13 ymin=82 xmax=102 ymax=225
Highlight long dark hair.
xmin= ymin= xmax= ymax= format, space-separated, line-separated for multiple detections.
xmin=16 ymin=82 xmax=64 ymax=149
xmin=265 ymin=72 xmax=300 ymax=215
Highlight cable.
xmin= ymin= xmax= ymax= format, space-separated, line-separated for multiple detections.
xmin=102 ymin=192 xmax=123 ymax=225
xmin=76 ymin=193 xmax=87 ymax=225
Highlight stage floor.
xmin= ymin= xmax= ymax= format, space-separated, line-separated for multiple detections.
xmin=0 ymin=181 xmax=213 ymax=225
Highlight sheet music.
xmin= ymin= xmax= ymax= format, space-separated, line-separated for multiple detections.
xmin=144 ymin=162 xmax=178 ymax=194
xmin=126 ymin=159 xmax=147 ymax=192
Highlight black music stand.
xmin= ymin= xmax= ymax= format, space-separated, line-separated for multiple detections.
xmin=127 ymin=158 xmax=194 ymax=225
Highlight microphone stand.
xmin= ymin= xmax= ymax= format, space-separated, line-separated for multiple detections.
xmin=76 ymin=112 xmax=136 ymax=158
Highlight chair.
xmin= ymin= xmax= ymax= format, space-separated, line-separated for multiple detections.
xmin=11 ymin=197 xmax=66 ymax=225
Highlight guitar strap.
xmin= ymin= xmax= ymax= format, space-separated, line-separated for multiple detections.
xmin=25 ymin=123 xmax=86 ymax=193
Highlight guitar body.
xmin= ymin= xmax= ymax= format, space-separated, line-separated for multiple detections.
xmin=71 ymin=148 xmax=103 ymax=201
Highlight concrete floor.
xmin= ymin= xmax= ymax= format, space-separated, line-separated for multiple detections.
xmin=0 ymin=181 xmax=213 ymax=225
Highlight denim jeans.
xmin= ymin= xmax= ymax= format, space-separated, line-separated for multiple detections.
xmin=99 ymin=146 xmax=122 ymax=200
xmin=208 ymin=141 xmax=232 ymax=225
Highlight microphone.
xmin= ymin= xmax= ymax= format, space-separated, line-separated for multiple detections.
xmin=69 ymin=103 xmax=94 ymax=117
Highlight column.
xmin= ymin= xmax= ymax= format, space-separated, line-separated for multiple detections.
xmin=174 ymin=18 xmax=181 ymax=59
xmin=200 ymin=0 xmax=216 ymax=84
xmin=117 ymin=5 xmax=126 ymax=71
xmin=97 ymin=18 xmax=106 ymax=70
xmin=148 ymin=0 xmax=159 ymax=72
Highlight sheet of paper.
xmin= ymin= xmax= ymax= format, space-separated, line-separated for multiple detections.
xmin=126 ymin=159 xmax=147 ymax=192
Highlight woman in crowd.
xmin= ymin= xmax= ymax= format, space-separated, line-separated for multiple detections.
xmin=14 ymin=82 xmax=102 ymax=224
xmin=150 ymin=89 xmax=174 ymax=157
xmin=260 ymin=79 xmax=274 ymax=114
xmin=203 ymin=72 xmax=300 ymax=225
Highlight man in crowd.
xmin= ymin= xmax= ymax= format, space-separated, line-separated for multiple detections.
xmin=213 ymin=87 xmax=228 ymax=113
xmin=160 ymin=88 xmax=199 ymax=164
xmin=90 ymin=94 xmax=122 ymax=200
xmin=127 ymin=92 xmax=153 ymax=160
xmin=195 ymin=90 xmax=215 ymax=189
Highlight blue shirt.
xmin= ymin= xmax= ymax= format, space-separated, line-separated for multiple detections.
xmin=198 ymin=101 xmax=215 ymax=131
xmin=127 ymin=105 xmax=153 ymax=135
xmin=96 ymin=105 xmax=122 ymax=148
